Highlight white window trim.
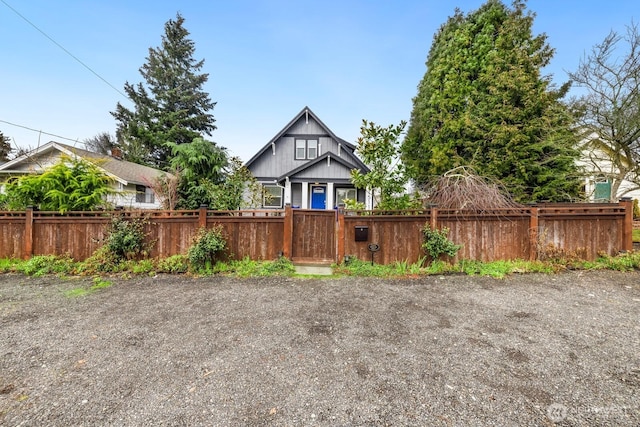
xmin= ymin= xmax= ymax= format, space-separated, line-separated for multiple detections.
xmin=263 ymin=184 xmax=283 ymax=208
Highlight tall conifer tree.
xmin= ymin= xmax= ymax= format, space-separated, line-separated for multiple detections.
xmin=402 ymin=0 xmax=582 ymax=202
xmin=112 ymin=13 xmax=216 ymax=169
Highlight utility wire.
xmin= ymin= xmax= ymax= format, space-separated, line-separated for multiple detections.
xmin=0 ymin=119 xmax=85 ymax=146
xmin=1 ymin=0 xmax=128 ymax=99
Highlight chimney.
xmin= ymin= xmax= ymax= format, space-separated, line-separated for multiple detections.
xmin=110 ymin=147 xmax=123 ymax=159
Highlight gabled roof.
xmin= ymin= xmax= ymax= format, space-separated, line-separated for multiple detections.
xmin=0 ymin=141 xmax=167 ymax=186
xmin=277 ymin=152 xmax=358 ymax=182
xmin=245 ymin=106 xmax=359 ymax=168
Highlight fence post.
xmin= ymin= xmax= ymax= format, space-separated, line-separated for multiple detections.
xmin=336 ymin=207 xmax=345 ymax=264
xmin=620 ymin=198 xmax=633 ymax=251
xmin=283 ymin=203 xmax=293 ymax=259
xmin=430 ymin=206 xmax=438 ymax=230
xmin=198 ymin=204 xmax=208 ymax=229
xmin=529 ymin=207 xmax=538 ymax=261
xmin=24 ymin=207 xmax=34 ymax=260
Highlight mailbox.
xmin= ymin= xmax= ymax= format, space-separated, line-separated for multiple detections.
xmin=354 ymin=226 xmax=369 ymax=242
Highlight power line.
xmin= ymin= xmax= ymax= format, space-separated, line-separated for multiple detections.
xmin=1 ymin=0 xmax=128 ymax=99
xmin=0 ymin=119 xmax=86 ymax=146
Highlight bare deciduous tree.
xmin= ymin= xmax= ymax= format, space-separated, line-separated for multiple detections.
xmin=570 ymin=23 xmax=640 ymax=201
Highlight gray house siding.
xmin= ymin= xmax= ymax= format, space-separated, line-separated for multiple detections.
xmin=290 ymin=159 xmax=354 ymax=180
xmin=245 ymin=107 xmax=371 ymax=210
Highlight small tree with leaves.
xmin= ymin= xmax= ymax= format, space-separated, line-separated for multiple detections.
xmin=350 ymin=120 xmax=419 ymax=210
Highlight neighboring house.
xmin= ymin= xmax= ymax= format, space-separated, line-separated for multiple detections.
xmin=577 ymin=133 xmax=640 ymax=203
xmin=0 ymin=141 xmax=167 ymax=209
xmin=245 ymin=107 xmax=370 ymax=210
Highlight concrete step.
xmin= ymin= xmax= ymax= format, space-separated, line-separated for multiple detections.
xmin=294 ymin=264 xmax=333 ymax=275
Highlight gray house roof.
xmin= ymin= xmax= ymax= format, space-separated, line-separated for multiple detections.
xmin=277 ymin=152 xmax=358 ymax=182
xmin=245 ymin=106 xmax=369 ymax=173
xmin=0 ymin=141 xmax=167 ymax=186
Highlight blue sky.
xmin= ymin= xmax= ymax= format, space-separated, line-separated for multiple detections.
xmin=1 ymin=0 xmax=638 ymax=162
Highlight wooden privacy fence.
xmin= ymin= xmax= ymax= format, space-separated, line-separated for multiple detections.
xmin=0 ymin=200 xmax=633 ymax=264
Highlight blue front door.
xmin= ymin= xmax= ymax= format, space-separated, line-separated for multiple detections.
xmin=311 ymin=186 xmax=326 ymax=209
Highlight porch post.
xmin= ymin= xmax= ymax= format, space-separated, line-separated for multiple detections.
xmin=327 ymin=182 xmax=334 ymax=210
xmin=284 ymin=177 xmax=291 ymax=206
xmin=301 ymin=182 xmax=309 ymax=209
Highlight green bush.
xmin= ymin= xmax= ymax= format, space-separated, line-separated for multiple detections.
xmin=422 ymin=225 xmax=461 ymax=259
xmin=188 ymin=226 xmax=227 ymax=272
xmin=157 ymin=255 xmax=189 ymax=274
xmin=104 ymin=216 xmax=151 ymax=260
xmin=15 ymin=254 xmax=77 ymax=276
xmin=80 ymin=246 xmax=123 ymax=274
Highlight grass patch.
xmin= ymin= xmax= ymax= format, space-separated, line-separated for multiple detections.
xmin=633 ymin=228 xmax=640 ymax=242
xmin=210 ymin=257 xmax=296 ymax=277
xmin=3 ymin=250 xmax=640 ymax=279
xmin=0 ymin=258 xmax=21 ymax=273
xmin=64 ymin=277 xmax=113 ymax=298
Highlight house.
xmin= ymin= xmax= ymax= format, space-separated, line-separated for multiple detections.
xmin=0 ymin=141 xmax=167 ymax=209
xmin=245 ymin=107 xmax=370 ymax=210
xmin=577 ymin=133 xmax=640 ymax=203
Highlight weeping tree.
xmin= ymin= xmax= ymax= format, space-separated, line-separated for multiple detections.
xmin=164 ymin=137 xmax=258 ymax=210
xmin=569 ymin=23 xmax=640 ymax=201
xmin=402 ymin=0 xmax=582 ymax=203
xmin=112 ymin=13 xmax=216 ymax=169
xmin=166 ymin=137 xmax=227 ymax=209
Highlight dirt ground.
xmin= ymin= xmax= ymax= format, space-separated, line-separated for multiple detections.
xmin=1 ymin=271 xmax=639 ymax=426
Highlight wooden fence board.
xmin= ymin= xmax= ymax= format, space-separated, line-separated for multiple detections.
xmin=0 ymin=216 xmax=24 ymax=259
xmin=0 ymin=200 xmax=632 ymax=264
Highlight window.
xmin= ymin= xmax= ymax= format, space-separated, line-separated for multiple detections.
xmin=294 ymin=139 xmax=318 ymax=160
xmin=263 ymin=184 xmax=283 ymax=208
xmin=295 ymin=140 xmax=306 ymax=159
xmin=135 ymin=185 xmax=155 ymax=204
xmin=307 ymin=140 xmax=317 ymax=159
xmin=336 ymin=188 xmax=357 ymax=207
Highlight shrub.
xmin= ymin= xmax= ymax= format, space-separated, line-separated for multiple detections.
xmin=157 ymin=255 xmax=189 ymax=274
xmin=188 ymin=226 xmax=227 ymax=272
xmin=15 ymin=254 xmax=77 ymax=276
xmin=422 ymin=225 xmax=461 ymax=259
xmin=104 ymin=216 xmax=151 ymax=260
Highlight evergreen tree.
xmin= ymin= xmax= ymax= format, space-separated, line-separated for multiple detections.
xmin=0 ymin=132 xmax=12 ymax=162
xmin=112 ymin=13 xmax=216 ymax=169
xmin=402 ymin=0 xmax=582 ymax=202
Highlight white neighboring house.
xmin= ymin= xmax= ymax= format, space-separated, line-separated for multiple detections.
xmin=0 ymin=141 xmax=168 ymax=209
xmin=577 ymin=133 xmax=640 ymax=203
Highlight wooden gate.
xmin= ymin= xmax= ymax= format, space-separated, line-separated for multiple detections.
xmin=288 ymin=208 xmax=336 ymax=264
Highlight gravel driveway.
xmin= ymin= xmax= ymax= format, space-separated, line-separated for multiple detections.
xmin=1 ymin=271 xmax=639 ymax=426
